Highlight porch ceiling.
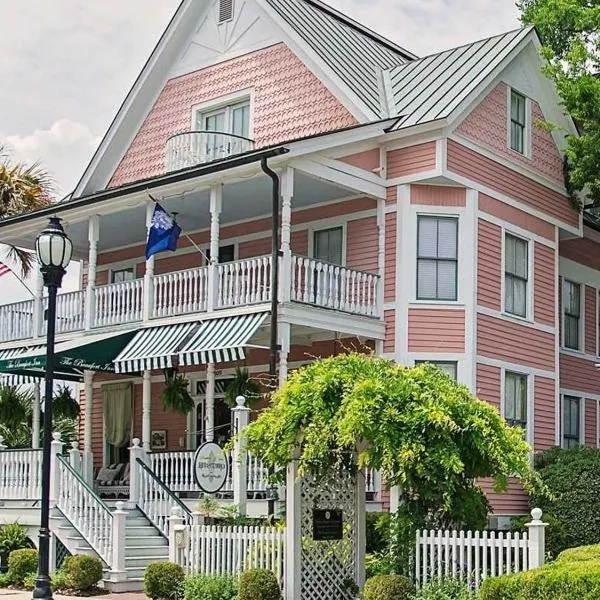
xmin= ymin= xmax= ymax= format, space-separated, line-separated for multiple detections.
xmin=61 ymin=171 xmax=355 ymax=256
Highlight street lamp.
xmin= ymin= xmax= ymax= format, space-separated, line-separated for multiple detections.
xmin=33 ymin=217 xmax=72 ymax=600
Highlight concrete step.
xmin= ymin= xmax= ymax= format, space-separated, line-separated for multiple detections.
xmin=125 ymin=536 xmax=168 ymax=549
xmin=125 ymin=555 xmax=169 ymax=568
xmin=125 ymin=526 xmax=164 ymax=538
xmin=125 ymin=545 xmax=171 ymax=558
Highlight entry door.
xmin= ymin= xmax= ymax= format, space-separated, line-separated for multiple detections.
xmin=312 ymin=227 xmax=343 ymax=304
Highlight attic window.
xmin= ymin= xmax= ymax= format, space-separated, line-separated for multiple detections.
xmin=218 ymin=0 xmax=234 ymax=23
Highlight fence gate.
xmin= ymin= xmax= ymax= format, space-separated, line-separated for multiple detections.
xmin=288 ymin=467 xmax=363 ymax=600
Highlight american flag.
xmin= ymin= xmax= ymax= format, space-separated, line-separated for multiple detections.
xmin=0 ymin=263 xmax=12 ymax=278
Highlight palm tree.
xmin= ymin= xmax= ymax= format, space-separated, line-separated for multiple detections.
xmin=0 ymin=144 xmax=53 ymax=275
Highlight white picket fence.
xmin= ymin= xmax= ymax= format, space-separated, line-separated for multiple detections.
xmin=414 ymin=510 xmax=546 ymax=590
xmin=172 ymin=521 xmax=285 ymax=585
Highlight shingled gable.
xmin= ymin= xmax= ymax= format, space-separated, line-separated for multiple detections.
xmin=72 ymin=0 xmax=415 ymax=199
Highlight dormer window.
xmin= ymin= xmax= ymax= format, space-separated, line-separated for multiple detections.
xmin=197 ymin=100 xmax=250 ymax=139
xmin=219 ymin=0 xmax=234 ymax=23
xmin=510 ymin=89 xmax=528 ymax=155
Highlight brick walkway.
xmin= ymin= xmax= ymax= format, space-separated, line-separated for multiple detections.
xmin=0 ymin=590 xmax=146 ymax=600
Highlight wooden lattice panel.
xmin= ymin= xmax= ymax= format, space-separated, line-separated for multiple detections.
xmin=300 ymin=471 xmax=358 ymax=600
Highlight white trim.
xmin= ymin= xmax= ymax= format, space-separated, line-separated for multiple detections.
xmin=386 ymin=169 xmax=443 ymax=187
xmin=477 ymin=210 xmax=555 ymax=249
xmin=396 ymin=185 xmax=410 ymax=365
xmin=506 ymin=86 xmax=532 ymax=160
xmin=560 ymin=257 xmax=600 ymax=289
xmin=500 ymin=368 xmax=534 ymax=447
xmin=476 ymin=355 xmax=556 ymax=380
xmin=559 ymin=348 xmax=599 ymax=363
xmin=467 ymin=188 xmax=478 ymax=393
xmin=477 ymin=306 xmax=555 ymax=336
xmin=558 ymin=393 xmax=585 ymax=448
xmin=561 ymin=277 xmax=585 ymax=353
xmin=555 ymin=225 xmax=561 ymax=446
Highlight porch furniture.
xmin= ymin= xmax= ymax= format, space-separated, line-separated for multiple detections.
xmin=94 ymin=462 xmax=130 ymax=498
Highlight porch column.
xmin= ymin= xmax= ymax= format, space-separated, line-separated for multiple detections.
xmin=279 ymin=167 xmax=294 ymax=303
xmin=31 ymin=381 xmax=41 ymax=449
xmin=207 ymin=185 xmax=222 ymax=312
xmin=205 ymin=363 xmax=216 ymax=442
xmin=82 ymin=371 xmax=94 ymax=483
xmin=142 ymin=370 xmax=152 ymax=452
xmin=143 ymin=202 xmax=156 ymax=322
xmin=84 ymin=215 xmax=100 ymax=330
xmin=278 ymin=321 xmax=291 ymax=387
xmin=376 ymin=197 xmax=385 ymax=318
xmin=32 ymin=266 xmax=44 ymax=339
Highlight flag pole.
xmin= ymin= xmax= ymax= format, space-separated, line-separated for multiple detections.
xmin=147 ymin=194 xmax=210 ymax=262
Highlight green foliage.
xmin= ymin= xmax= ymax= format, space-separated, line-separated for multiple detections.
xmin=63 ymin=554 xmax=103 ymax=591
xmin=21 ymin=572 xmax=36 ymax=590
xmin=52 ymin=386 xmax=79 ymax=420
xmin=51 ymin=568 xmax=70 ymax=592
xmin=238 ymin=569 xmax=281 ymax=600
xmin=365 ymin=553 xmax=393 ymax=579
xmin=7 ymin=548 xmax=37 ymax=585
xmin=363 ymin=574 xmax=415 ymax=600
xmin=246 ymin=355 xmax=540 ymax=529
xmin=414 ymin=578 xmax=477 ymax=599
xmin=145 ymin=562 xmax=185 ymax=600
xmin=161 ymin=370 xmax=195 ymax=415
xmin=183 ymin=574 xmax=238 ymax=600
xmin=366 ymin=512 xmax=391 ymax=554
xmin=0 ymin=572 xmax=9 ymax=587
xmin=530 ymin=446 xmax=600 ymax=556
xmin=518 ymin=0 xmax=600 ymax=206
xmin=0 ymin=523 xmax=31 ymax=563
xmin=224 ymin=368 xmax=261 ymax=408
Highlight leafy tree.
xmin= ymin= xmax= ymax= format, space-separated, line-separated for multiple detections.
xmin=0 ymin=144 xmax=53 ymax=275
xmin=518 ymin=0 xmax=600 ymax=206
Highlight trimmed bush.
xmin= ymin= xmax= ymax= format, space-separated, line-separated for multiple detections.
xmin=363 ymin=574 xmax=415 ymax=600
xmin=183 ymin=574 xmax=237 ymax=600
xmin=238 ymin=569 xmax=281 ymax=600
xmin=63 ymin=554 xmax=103 ymax=591
xmin=7 ymin=548 xmax=37 ymax=585
xmin=145 ymin=562 xmax=185 ymax=600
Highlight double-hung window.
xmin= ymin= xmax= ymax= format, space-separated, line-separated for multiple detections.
xmin=417 ymin=216 xmax=458 ymax=301
xmin=510 ymin=90 xmax=527 ymax=154
xmin=563 ymin=396 xmax=581 ymax=448
xmin=504 ymin=372 xmax=528 ymax=430
xmin=415 ymin=360 xmax=457 ymax=381
xmin=563 ymin=280 xmax=581 ymax=350
xmin=504 ymin=234 xmax=528 ymax=317
xmin=313 ymin=227 xmax=343 ymax=266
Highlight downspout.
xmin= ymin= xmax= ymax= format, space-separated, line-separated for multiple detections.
xmin=260 ymin=157 xmax=280 ymax=381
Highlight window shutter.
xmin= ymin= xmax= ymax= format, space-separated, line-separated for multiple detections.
xmin=219 ymin=0 xmax=234 ymax=23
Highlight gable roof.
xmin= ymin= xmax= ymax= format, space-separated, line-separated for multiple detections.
xmin=386 ymin=27 xmax=533 ymax=129
xmin=264 ymin=0 xmax=414 ymax=116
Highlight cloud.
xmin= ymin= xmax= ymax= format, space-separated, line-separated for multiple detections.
xmin=3 ymin=119 xmax=101 ymax=197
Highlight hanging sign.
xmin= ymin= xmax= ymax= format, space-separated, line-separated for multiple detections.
xmin=193 ymin=442 xmax=229 ymax=494
xmin=313 ymin=509 xmax=344 ymax=541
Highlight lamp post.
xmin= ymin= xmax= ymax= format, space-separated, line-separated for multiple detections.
xmin=33 ymin=217 xmax=72 ymax=600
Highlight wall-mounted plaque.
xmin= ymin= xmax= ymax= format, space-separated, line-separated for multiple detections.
xmin=193 ymin=442 xmax=228 ymax=494
xmin=313 ymin=509 xmax=343 ymax=541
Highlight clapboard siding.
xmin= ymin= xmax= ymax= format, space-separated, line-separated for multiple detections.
xmin=347 ymin=217 xmax=378 ymax=273
xmin=408 ymin=308 xmax=465 ymax=353
xmin=340 ymin=149 xmax=380 ymax=173
xmin=534 ymin=376 xmax=556 ymax=450
xmin=476 ymin=363 xmax=501 ymax=410
xmin=410 ymin=184 xmax=466 ymax=206
xmin=561 ymin=237 xmax=600 ymax=271
xmin=385 ymin=212 xmax=397 ymax=302
xmin=384 ymin=310 xmax=395 ymax=353
xmin=387 ymin=142 xmax=436 ymax=178
xmin=479 ymin=478 xmax=530 ymax=515
xmin=477 ymin=219 xmax=502 ymax=311
xmin=586 ymin=286 xmax=597 ymax=356
xmin=534 ymin=243 xmax=556 ymax=327
xmin=560 ymin=353 xmax=600 ymax=396
xmin=586 ymin=399 xmax=597 ymax=448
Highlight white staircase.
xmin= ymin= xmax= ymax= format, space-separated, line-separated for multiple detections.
xmin=51 ymin=503 xmax=169 ymax=591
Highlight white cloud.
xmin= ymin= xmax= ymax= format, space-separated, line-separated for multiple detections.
xmin=3 ymin=119 xmax=100 ymax=197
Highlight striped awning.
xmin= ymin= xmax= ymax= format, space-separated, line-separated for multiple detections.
xmin=0 ymin=346 xmax=43 ymax=385
xmin=178 ymin=312 xmax=268 ymax=366
xmin=114 ymin=322 xmax=198 ymax=374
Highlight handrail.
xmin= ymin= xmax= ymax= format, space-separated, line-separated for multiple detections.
xmin=166 ymin=130 xmax=255 ymax=146
xmin=0 ymin=448 xmax=42 ymax=454
xmin=137 ymin=458 xmax=191 ymax=518
xmin=57 ymin=454 xmax=113 ymax=513
xmin=291 ymin=253 xmax=380 ymax=278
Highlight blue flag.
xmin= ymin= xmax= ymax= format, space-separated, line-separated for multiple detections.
xmin=145 ymin=204 xmax=181 ymax=260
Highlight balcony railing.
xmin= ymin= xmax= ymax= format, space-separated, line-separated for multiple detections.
xmin=165 ymin=131 xmax=255 ymax=172
xmin=0 ymin=255 xmax=380 ymax=343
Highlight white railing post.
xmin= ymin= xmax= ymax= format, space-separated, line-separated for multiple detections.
xmin=68 ymin=441 xmax=81 ymax=474
xmin=525 ymin=508 xmax=547 ymax=569
xmin=168 ymin=506 xmax=186 ymax=564
xmin=279 ymin=168 xmax=293 ymax=303
xmin=82 ymin=370 xmax=94 ymax=484
xmin=109 ymin=501 xmax=127 ymax=581
xmin=49 ymin=432 xmax=64 ymax=506
xmin=85 ymin=215 xmax=99 ymax=331
xmin=207 ymin=185 xmax=222 ymax=312
xmin=232 ymin=395 xmax=250 ymax=516
xmin=129 ymin=438 xmax=147 ymax=508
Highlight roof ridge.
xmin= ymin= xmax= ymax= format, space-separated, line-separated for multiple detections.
xmin=301 ymin=0 xmax=417 ymax=60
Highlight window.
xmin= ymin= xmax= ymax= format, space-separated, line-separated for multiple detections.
xmin=564 ymin=280 xmax=581 ymax=350
xmin=504 ymin=372 xmax=528 ymax=429
xmin=111 ymin=267 xmax=135 ymax=284
xmin=563 ymin=396 xmax=581 ymax=448
xmin=206 ymin=244 xmax=235 ymax=264
xmin=417 ymin=216 xmax=458 ymax=301
xmin=218 ymin=0 xmax=234 ymax=23
xmin=196 ymin=101 xmax=250 ymax=139
xmin=504 ymin=234 xmax=529 ymax=317
xmin=510 ymin=90 xmax=527 ymax=154
xmin=313 ymin=227 xmax=343 ymax=266
xmin=415 ymin=360 xmax=457 ymax=380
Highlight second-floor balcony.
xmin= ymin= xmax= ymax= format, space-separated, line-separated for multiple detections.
xmin=165 ymin=131 xmax=255 ymax=172
xmin=0 ymin=254 xmax=380 ymax=343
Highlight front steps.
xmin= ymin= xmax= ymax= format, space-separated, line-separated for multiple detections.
xmin=51 ymin=503 xmax=169 ymax=592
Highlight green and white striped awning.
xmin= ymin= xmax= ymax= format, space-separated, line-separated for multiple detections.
xmin=0 ymin=346 xmax=43 ymax=385
xmin=114 ymin=321 xmax=198 ymax=374
xmin=114 ymin=313 xmax=268 ymax=374
xmin=178 ymin=312 xmax=268 ymax=366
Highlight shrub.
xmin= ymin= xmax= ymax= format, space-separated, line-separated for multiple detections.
xmin=365 ymin=553 xmax=392 ymax=579
xmin=531 ymin=446 xmax=600 ymax=555
xmin=51 ymin=568 xmax=70 ymax=592
xmin=183 ymin=574 xmax=238 ymax=600
xmin=366 ymin=512 xmax=391 ymax=554
xmin=145 ymin=562 xmax=185 ymax=600
xmin=238 ymin=569 xmax=281 ymax=600
xmin=414 ymin=578 xmax=477 ymax=599
xmin=7 ymin=548 xmax=38 ymax=585
xmin=63 ymin=554 xmax=103 ymax=591
xmin=22 ymin=572 xmax=36 ymax=590
xmin=0 ymin=523 xmax=31 ymax=566
xmin=363 ymin=574 xmax=415 ymax=600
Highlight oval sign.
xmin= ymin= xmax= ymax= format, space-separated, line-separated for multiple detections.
xmin=193 ymin=442 xmax=229 ymax=494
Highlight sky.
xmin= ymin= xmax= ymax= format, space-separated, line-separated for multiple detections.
xmin=0 ymin=0 xmax=521 ymax=301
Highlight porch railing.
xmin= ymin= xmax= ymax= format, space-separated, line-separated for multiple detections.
xmin=0 ymin=448 xmax=42 ymax=499
xmin=48 ymin=290 xmax=86 ymax=335
xmin=94 ymin=278 xmax=144 ymax=327
xmin=217 ymin=256 xmax=272 ymax=309
xmin=291 ymin=255 xmax=379 ymax=317
xmin=0 ymin=300 xmax=35 ymax=342
xmin=153 ymin=267 xmax=209 ymax=319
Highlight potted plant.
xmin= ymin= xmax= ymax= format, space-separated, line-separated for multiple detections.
xmin=224 ymin=367 xmax=260 ymax=408
xmin=160 ymin=368 xmax=194 ymax=415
